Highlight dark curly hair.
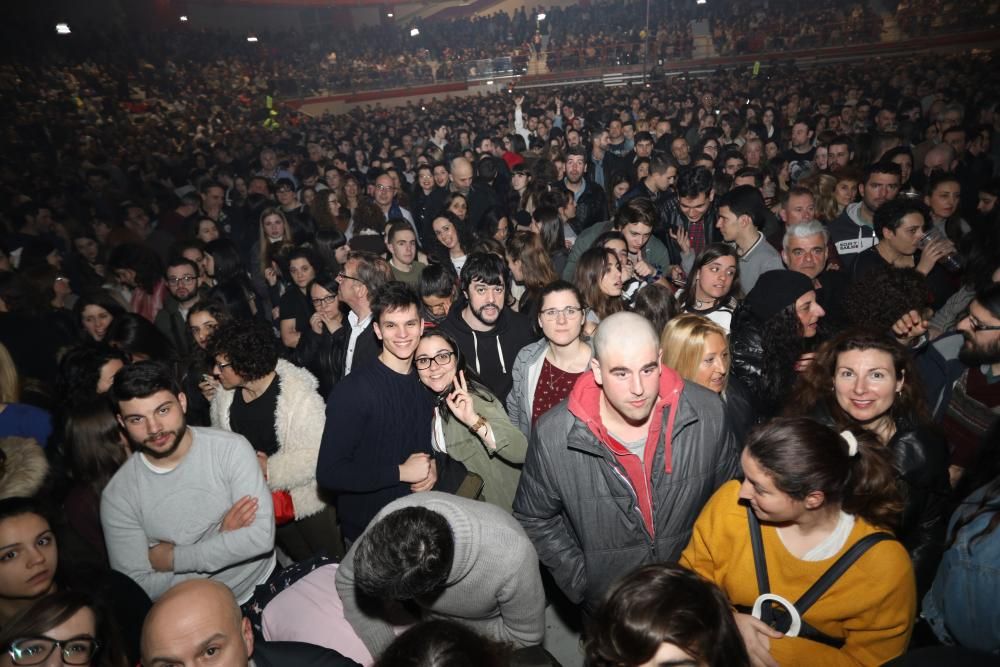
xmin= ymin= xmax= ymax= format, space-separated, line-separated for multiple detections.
xmin=206 ymin=318 xmax=278 ymax=381
xmin=756 ymin=305 xmax=826 ymax=417
xmin=842 ymin=265 xmax=929 ymax=334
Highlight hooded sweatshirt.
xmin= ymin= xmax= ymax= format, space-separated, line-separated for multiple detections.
xmin=566 ymin=365 xmax=684 ymax=536
xmin=828 ymin=202 xmax=879 ymax=271
xmin=439 ymin=304 xmax=538 ymax=402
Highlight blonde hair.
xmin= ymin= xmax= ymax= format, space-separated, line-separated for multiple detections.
xmin=660 ymin=314 xmax=729 ymax=390
xmin=809 ymin=173 xmax=840 ymax=223
xmin=0 ymin=342 xmax=19 ymax=404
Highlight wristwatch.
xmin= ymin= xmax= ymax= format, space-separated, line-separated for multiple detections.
xmin=468 ymin=415 xmax=488 ymax=435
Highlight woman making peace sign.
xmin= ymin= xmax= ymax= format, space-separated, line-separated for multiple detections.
xmin=414 ymin=330 xmax=528 ymax=513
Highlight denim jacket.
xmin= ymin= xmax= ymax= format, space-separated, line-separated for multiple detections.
xmin=921 ymin=486 xmax=1000 ymax=654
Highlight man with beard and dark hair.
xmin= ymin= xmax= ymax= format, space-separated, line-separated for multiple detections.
xmin=101 ymin=361 xmax=276 ymax=603
xmin=439 ymin=253 xmax=537 ymax=401
xmin=934 ymin=284 xmax=1000 ymax=483
xmin=560 ymin=146 xmax=607 ymax=232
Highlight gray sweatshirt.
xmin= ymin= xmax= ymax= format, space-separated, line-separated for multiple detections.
xmin=101 ymin=426 xmax=276 ymax=603
xmin=335 ymin=492 xmax=545 ymax=657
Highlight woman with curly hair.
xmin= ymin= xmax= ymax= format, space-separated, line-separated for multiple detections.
xmin=729 ymin=270 xmax=826 ymax=420
xmin=586 ymin=563 xmax=750 ymax=667
xmin=785 ymin=329 xmax=950 ymax=597
xmin=309 ymin=188 xmax=348 ymax=233
xmin=574 ymin=247 xmax=625 ymax=336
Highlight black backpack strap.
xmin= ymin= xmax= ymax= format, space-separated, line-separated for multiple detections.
xmin=793 ymin=531 xmax=895 ymax=616
xmin=745 ymin=504 xmax=773 ymax=625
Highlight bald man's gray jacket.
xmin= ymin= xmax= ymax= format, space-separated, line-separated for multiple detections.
xmin=512 ymin=374 xmax=739 ymax=614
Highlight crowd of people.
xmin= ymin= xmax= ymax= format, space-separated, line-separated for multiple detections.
xmin=2 ymin=5 xmax=1000 ymax=665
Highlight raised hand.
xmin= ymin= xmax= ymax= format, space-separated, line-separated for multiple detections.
xmin=445 ymin=371 xmax=478 ymax=428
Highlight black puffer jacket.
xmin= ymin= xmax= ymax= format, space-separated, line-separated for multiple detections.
xmin=813 ymin=408 xmax=950 ymax=598
xmin=561 ymin=179 xmax=609 ymax=233
xmin=729 ymin=305 xmax=766 ymax=411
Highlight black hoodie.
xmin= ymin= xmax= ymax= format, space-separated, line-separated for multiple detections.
xmin=439 ymin=303 xmax=538 ymax=402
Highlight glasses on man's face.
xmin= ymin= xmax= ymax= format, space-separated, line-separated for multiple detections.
xmin=414 ymin=351 xmax=455 ymax=370
xmin=214 ymin=361 xmax=232 ymax=371
xmin=967 ymin=315 xmax=1000 ymax=333
xmin=167 ymin=275 xmax=197 ymax=286
xmin=7 ymin=636 xmax=100 ymax=665
xmin=312 ymin=295 xmax=338 ymax=307
xmin=540 ymin=306 xmax=584 ymax=321
xmin=337 ymin=272 xmax=364 ymax=284
xmin=374 ymin=184 xmax=395 ymax=192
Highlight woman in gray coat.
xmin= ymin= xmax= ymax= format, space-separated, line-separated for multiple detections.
xmin=507 ymin=281 xmax=593 ymax=438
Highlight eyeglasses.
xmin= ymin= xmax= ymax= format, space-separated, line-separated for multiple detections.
xmin=967 ymin=316 xmax=1000 ymax=333
xmin=374 ymin=184 xmax=396 ymax=192
xmin=214 ymin=361 xmax=232 ymax=371
xmin=540 ymin=306 xmax=584 ymax=321
xmin=414 ymin=351 xmax=455 ymax=370
xmin=337 ymin=273 xmax=364 ymax=284
xmin=167 ymin=276 xmax=197 ymax=286
xmin=312 ymin=295 xmax=338 ymax=307
xmin=7 ymin=636 xmax=100 ymax=665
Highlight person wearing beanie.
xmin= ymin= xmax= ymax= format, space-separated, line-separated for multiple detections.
xmin=729 ymin=269 xmax=827 ymax=419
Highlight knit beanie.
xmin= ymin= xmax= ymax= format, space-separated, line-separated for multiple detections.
xmin=745 ymin=270 xmax=814 ymax=322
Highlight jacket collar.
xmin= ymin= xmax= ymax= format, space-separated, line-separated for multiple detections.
xmin=565 ymin=365 xmax=692 ymax=471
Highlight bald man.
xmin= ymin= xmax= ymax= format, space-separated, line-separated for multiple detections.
xmin=513 ymin=312 xmax=738 ymax=615
xmin=141 ymin=580 xmax=359 ymax=667
xmin=448 ymin=156 xmax=498 ymax=234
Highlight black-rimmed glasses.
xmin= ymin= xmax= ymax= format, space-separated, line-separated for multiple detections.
xmin=414 ymin=351 xmax=455 ymax=370
xmin=7 ymin=636 xmax=100 ymax=665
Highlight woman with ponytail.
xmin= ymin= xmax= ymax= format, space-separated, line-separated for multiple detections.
xmin=681 ymin=417 xmax=916 ymax=667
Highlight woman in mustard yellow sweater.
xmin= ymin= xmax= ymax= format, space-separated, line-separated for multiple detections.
xmin=681 ymin=417 xmax=916 ymax=667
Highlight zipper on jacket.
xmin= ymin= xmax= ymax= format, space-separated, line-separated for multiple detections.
xmin=605 ymin=460 xmax=652 ymax=540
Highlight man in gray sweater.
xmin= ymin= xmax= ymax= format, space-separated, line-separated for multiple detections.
xmin=335 ymin=492 xmax=545 ymax=658
xmin=102 ymin=361 xmax=276 ymax=603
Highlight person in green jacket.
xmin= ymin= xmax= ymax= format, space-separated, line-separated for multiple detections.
xmin=414 ymin=330 xmax=528 ymax=513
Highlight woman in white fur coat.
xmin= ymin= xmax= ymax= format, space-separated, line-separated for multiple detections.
xmin=208 ymin=318 xmax=344 ymax=561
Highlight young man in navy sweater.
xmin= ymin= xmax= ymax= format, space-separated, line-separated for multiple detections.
xmin=316 ymin=282 xmax=437 ymax=542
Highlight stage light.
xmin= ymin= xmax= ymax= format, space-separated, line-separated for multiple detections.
xmin=410 ymin=28 xmax=420 ymax=36
xmin=487 ymin=80 xmax=494 ymax=85
xmin=55 ymin=23 xmax=71 ymax=35
xmin=696 ymin=0 xmax=706 ymax=4
xmin=537 ymin=12 xmax=546 ymax=21
xmin=387 ymin=12 xmax=393 ymax=17
xmin=180 ymin=15 xmax=188 ymax=21
xmin=247 ymin=35 xmax=259 ymax=42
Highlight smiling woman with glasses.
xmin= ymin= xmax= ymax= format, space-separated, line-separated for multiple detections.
xmin=0 ymin=591 xmax=128 ymax=667
xmin=414 ymin=330 xmax=528 ymax=512
xmin=507 ymin=281 xmax=593 ymax=439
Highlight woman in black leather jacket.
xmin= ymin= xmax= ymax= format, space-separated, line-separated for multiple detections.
xmin=729 ymin=269 xmax=828 ymax=420
xmin=786 ymin=328 xmax=951 ymax=597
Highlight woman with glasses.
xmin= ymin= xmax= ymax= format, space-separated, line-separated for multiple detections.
xmin=1 ymin=591 xmax=127 ymax=667
xmin=295 ymin=274 xmax=345 ymax=400
xmin=507 ymin=281 xmax=593 ymax=439
xmin=414 ymin=330 xmax=527 ymax=512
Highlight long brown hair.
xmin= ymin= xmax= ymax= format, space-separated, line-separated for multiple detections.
xmin=507 ymin=231 xmax=557 ymax=291
xmin=64 ymin=401 xmax=129 ymax=499
xmin=786 ymin=329 xmax=930 ymax=428
xmin=746 ymin=417 xmax=903 ymax=529
xmin=575 ymin=247 xmax=625 ymax=322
